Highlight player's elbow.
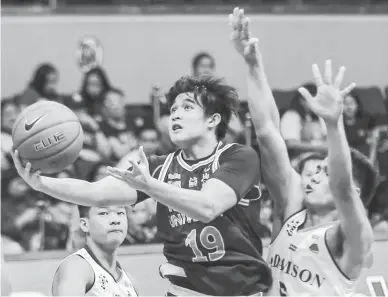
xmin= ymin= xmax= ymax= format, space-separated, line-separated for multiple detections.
xmin=197 ymin=201 xmax=217 ymax=223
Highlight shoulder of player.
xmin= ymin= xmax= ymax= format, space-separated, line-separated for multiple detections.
xmin=218 ymin=143 xmax=258 ymax=162
xmin=56 ymin=254 xmax=94 ymax=282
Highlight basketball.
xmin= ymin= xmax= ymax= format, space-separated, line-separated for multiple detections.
xmin=12 ymin=101 xmax=84 ymax=174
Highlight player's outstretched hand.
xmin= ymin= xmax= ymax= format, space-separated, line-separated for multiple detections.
xmin=11 ymin=150 xmax=42 ymax=191
xmin=229 ymin=7 xmax=260 ymax=67
xmin=298 ymin=60 xmax=356 ymax=125
xmin=106 ymin=146 xmax=151 ymax=192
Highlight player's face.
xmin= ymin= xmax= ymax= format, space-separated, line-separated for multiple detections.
xmin=82 ymin=206 xmax=128 ymax=249
xmin=304 ymin=158 xmax=335 ymax=209
xmin=300 ymin=159 xmax=324 ymax=189
xmin=169 ymin=92 xmax=213 ymax=148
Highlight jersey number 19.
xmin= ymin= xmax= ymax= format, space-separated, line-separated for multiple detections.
xmin=185 ymin=226 xmax=225 ymax=262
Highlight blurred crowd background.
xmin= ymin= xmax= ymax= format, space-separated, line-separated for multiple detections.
xmin=1 ymin=0 xmax=388 ymax=255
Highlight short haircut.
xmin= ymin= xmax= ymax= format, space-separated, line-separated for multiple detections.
xmin=296 ymin=152 xmax=326 ymax=174
xmin=78 ymin=205 xmax=91 ymax=218
xmin=166 ymin=76 xmax=239 ymax=140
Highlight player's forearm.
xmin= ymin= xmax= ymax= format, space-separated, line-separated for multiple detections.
xmin=326 ymin=120 xmax=354 ymax=196
xmin=246 ymin=64 xmax=280 ymax=131
xmin=285 ymin=140 xmax=327 ymax=153
xmin=39 ymin=177 xmax=101 ymax=207
xmin=145 ymin=178 xmax=214 ymax=223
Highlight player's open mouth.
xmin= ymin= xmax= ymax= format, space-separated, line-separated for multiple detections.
xmin=172 ymin=124 xmax=183 ymax=132
xmin=305 ymin=185 xmax=314 ymax=194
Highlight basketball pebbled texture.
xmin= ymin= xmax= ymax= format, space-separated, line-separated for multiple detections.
xmin=12 ymin=101 xmax=84 ymax=174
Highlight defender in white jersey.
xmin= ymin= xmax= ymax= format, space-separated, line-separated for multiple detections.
xmin=52 ymin=205 xmax=138 ymax=296
xmin=230 ymin=8 xmax=378 ymax=296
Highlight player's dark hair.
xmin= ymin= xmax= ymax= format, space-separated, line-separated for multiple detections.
xmin=296 ymin=152 xmax=326 ymax=174
xmin=78 ymin=205 xmax=91 ymax=218
xmin=192 ymin=52 xmax=215 ymax=74
xmin=350 ymin=148 xmax=379 ymax=206
xmin=166 ymin=76 xmax=239 ymax=140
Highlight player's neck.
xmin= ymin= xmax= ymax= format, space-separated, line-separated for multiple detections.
xmin=86 ymin=241 xmax=118 ymax=273
xmin=181 ymin=137 xmax=219 ymax=161
xmin=304 ymin=208 xmax=338 ymax=228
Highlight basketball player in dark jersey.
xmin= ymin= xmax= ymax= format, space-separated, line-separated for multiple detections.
xmin=13 ymin=76 xmax=272 ymax=295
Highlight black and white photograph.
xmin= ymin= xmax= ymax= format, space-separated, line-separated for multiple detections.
xmin=1 ymin=1 xmax=388 ymax=296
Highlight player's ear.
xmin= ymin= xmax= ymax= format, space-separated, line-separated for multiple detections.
xmin=207 ymin=113 xmax=221 ymax=128
xmin=79 ymin=218 xmax=89 ymax=233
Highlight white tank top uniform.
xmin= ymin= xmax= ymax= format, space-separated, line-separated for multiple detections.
xmin=55 ymin=247 xmax=138 ymax=296
xmin=266 ymin=209 xmax=357 ymax=296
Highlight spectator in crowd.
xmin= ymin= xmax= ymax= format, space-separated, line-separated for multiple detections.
xmin=192 ymin=51 xmax=216 ymax=78
xmin=17 ymin=63 xmax=59 ymax=107
xmin=99 ymin=88 xmax=139 ymax=163
xmin=126 ymin=201 xmax=158 ymax=244
xmin=280 ymin=83 xmax=327 ymax=161
xmin=63 ymin=93 xmax=111 ymax=180
xmin=192 ymin=51 xmax=244 ymax=144
xmin=77 ymin=66 xmax=111 ymax=117
xmin=342 ymin=91 xmax=376 ymax=156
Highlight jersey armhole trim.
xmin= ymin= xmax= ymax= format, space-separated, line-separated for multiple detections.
xmin=323 ymin=227 xmax=357 ymax=282
xmin=269 ymin=208 xmax=306 ymax=245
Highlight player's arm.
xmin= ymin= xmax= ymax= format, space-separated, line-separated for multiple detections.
xmin=325 ymin=120 xmax=374 ymax=273
xmin=147 ymin=145 xmax=261 ymax=223
xmin=12 ymin=150 xmax=138 ymax=206
xmin=52 ymin=256 xmax=94 ymax=296
xmin=229 ymin=9 xmax=304 ymax=220
xmin=299 ymin=60 xmax=374 ymax=277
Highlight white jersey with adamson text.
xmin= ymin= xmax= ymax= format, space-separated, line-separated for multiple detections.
xmin=57 ymin=248 xmax=138 ymax=297
xmin=266 ymin=209 xmax=357 ymax=296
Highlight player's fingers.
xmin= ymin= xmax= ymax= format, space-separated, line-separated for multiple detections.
xmin=25 ymin=162 xmax=32 ymax=177
xmin=106 ymin=170 xmax=124 ymax=181
xmin=12 ymin=150 xmax=22 ymax=170
xmin=312 ymin=64 xmax=324 ymax=87
xmin=334 ymin=66 xmax=346 ymax=89
xmin=340 ymin=82 xmax=357 ymax=97
xmin=33 ymin=170 xmax=42 ymax=179
xmin=241 ymin=17 xmax=250 ymax=40
xmin=106 ymin=166 xmax=126 ymax=178
xmin=139 ymin=146 xmax=148 ymax=165
xmin=324 ymin=60 xmax=333 ymax=85
xmin=127 ymin=159 xmax=142 ymax=175
xmin=298 ymin=87 xmax=315 ymax=106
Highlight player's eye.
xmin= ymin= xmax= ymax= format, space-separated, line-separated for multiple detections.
xmin=98 ymin=212 xmax=108 ymax=216
xmin=117 ymin=211 xmax=125 ymax=215
xmin=170 ymin=107 xmax=177 ymax=113
xmin=184 ymin=105 xmax=193 ymax=110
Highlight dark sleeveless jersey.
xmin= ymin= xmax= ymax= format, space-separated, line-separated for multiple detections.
xmin=136 ymin=142 xmax=272 ymax=295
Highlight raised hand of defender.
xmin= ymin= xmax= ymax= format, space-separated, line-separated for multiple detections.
xmin=11 ymin=150 xmax=42 ymax=191
xmin=298 ymin=60 xmax=356 ymax=125
xmin=106 ymin=146 xmax=151 ymax=192
xmin=229 ymin=7 xmax=260 ymax=66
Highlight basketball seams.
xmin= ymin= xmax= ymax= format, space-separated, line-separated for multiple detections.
xmin=14 ymin=120 xmax=80 ymax=150
xmin=20 ymin=122 xmax=82 ymax=161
